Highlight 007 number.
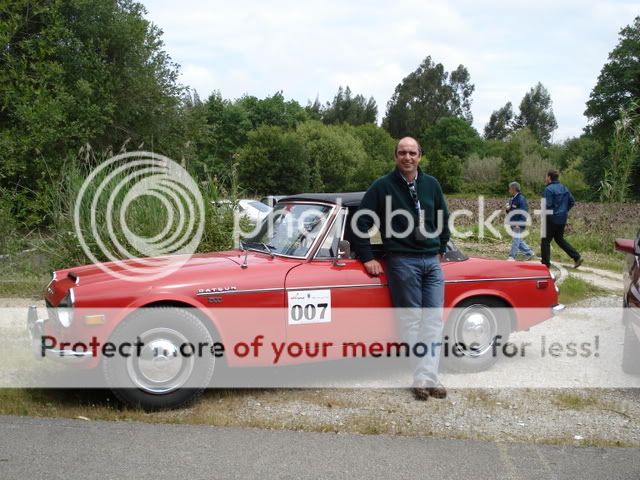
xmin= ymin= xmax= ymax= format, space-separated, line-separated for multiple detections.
xmin=290 ymin=303 xmax=328 ymax=322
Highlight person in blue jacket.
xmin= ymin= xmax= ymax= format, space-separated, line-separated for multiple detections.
xmin=505 ymin=181 xmax=534 ymax=261
xmin=541 ymin=169 xmax=582 ymax=269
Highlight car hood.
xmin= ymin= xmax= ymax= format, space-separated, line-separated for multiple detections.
xmin=55 ymin=251 xmax=242 ymax=288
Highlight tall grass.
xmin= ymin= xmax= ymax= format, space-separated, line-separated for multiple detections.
xmin=37 ymin=146 xmax=238 ymax=271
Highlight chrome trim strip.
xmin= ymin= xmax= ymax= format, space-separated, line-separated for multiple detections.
xmin=444 ymin=276 xmax=550 ymax=284
xmin=197 ymin=287 xmax=285 ymax=296
xmin=198 ymin=276 xmax=549 ymax=296
xmin=287 ymin=283 xmax=387 ymax=290
xmin=69 ymin=287 xmax=75 ymax=306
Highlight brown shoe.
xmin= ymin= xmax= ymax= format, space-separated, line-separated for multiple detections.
xmin=426 ymin=384 xmax=447 ymax=399
xmin=412 ymin=387 xmax=430 ymax=401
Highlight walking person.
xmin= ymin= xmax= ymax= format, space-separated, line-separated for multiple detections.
xmin=540 ymin=169 xmax=583 ymax=269
xmin=505 ymin=181 xmax=534 ymax=261
xmin=353 ymin=137 xmax=450 ymax=401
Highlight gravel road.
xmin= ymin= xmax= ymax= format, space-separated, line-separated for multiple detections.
xmin=2 ymin=294 xmax=639 ymax=447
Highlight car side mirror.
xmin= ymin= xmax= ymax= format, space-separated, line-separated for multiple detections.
xmin=334 ymin=240 xmax=351 ymax=267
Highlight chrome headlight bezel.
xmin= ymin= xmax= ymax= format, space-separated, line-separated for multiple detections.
xmin=57 ymin=288 xmax=75 ymax=327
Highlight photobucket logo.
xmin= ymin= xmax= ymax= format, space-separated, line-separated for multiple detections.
xmin=74 ymin=152 xmax=204 ymax=282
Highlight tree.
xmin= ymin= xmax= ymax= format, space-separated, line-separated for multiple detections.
xmin=237 ymin=126 xmax=310 ymax=195
xmin=484 ymin=102 xmax=515 ymax=140
xmin=499 ymin=137 xmax=523 ymax=189
xmin=420 ymin=117 xmax=480 ymax=193
xmin=236 ymin=92 xmax=309 ymax=130
xmin=514 ymin=83 xmax=558 ymax=145
xmin=422 ymin=117 xmax=480 ymax=159
xmin=321 ymin=86 xmax=377 ymax=126
xmin=295 ymin=121 xmax=368 ymax=192
xmin=0 ymin=0 xmax=183 ymax=224
xmin=348 ymin=124 xmax=396 ymax=189
xmin=585 ymin=16 xmax=640 ymax=141
xmin=382 ymin=56 xmax=475 ymax=139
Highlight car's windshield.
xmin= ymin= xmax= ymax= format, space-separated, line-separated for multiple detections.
xmin=243 ymin=203 xmax=333 ymax=257
xmin=248 ymin=201 xmax=272 ymax=213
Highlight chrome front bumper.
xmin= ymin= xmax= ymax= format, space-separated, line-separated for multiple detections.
xmin=552 ymin=304 xmax=566 ymax=315
xmin=27 ymin=306 xmax=92 ymax=363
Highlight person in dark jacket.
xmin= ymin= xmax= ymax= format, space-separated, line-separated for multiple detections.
xmin=505 ymin=181 xmax=534 ymax=261
xmin=354 ymin=137 xmax=450 ymax=401
xmin=541 ymin=169 xmax=582 ymax=268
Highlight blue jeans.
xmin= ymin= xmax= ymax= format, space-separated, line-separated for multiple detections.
xmin=509 ymin=226 xmax=534 ymax=259
xmin=386 ymin=254 xmax=444 ymax=386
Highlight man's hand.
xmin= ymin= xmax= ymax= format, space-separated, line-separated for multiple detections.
xmin=363 ymin=259 xmax=383 ymax=276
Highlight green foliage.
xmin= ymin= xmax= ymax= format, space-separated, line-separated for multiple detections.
xmin=419 ymin=117 xmax=480 ymax=193
xmin=237 ymin=125 xmax=310 ymax=195
xmin=422 ymin=117 xmax=480 ymax=159
xmin=349 ymin=124 xmax=396 ymax=189
xmin=499 ymin=138 xmax=523 ymax=188
xmin=561 ymin=158 xmax=590 ymax=201
xmin=462 ymin=154 xmax=501 ymax=184
xmin=484 ymin=102 xmax=515 ymax=140
xmin=0 ymin=0 xmax=183 ymax=224
xmin=237 ymin=92 xmax=309 ymax=130
xmin=585 ymin=16 xmax=640 ymax=141
xmin=295 ymin=121 xmax=368 ymax=192
xmin=599 ymin=99 xmax=640 ymax=202
xmin=37 ymin=146 xmax=240 ymax=271
xmin=382 ymin=56 xmax=474 ymax=138
xmin=514 ymin=83 xmax=558 ymax=145
xmin=424 ymin=151 xmax=463 ymax=193
xmin=0 ymin=189 xmax=19 ymax=254
xmin=321 ymin=86 xmax=377 ymax=126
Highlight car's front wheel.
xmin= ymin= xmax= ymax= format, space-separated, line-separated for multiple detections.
xmin=102 ymin=307 xmax=216 ymax=410
xmin=442 ymin=297 xmax=511 ymax=372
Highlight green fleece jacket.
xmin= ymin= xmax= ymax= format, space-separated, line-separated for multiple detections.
xmin=354 ymin=168 xmax=450 ymax=262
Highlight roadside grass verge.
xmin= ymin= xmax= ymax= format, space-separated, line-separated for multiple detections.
xmin=558 ymin=275 xmax=608 ymax=304
xmin=1 ymin=387 xmax=637 ymax=448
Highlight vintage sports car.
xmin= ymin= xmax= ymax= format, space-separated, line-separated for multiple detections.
xmin=28 ymin=193 xmax=563 ymax=410
xmin=615 ymin=230 xmax=640 ymax=374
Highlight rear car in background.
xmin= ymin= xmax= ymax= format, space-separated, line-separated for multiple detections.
xmin=615 ymin=230 xmax=640 ymax=374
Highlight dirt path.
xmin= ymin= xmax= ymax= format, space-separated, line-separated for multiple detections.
xmin=553 ymin=261 xmax=624 ymax=293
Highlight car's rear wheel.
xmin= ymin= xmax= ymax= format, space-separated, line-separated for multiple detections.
xmin=622 ymin=321 xmax=640 ymax=375
xmin=102 ymin=307 xmax=216 ymax=410
xmin=442 ymin=297 xmax=511 ymax=372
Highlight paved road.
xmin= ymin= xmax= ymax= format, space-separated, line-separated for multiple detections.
xmin=0 ymin=416 xmax=638 ymax=480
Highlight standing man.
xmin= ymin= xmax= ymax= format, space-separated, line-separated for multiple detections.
xmin=541 ymin=169 xmax=583 ymax=269
xmin=505 ymin=181 xmax=534 ymax=261
xmin=354 ymin=137 xmax=450 ymax=401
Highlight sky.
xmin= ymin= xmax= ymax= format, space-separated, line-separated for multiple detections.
xmin=143 ymin=1 xmax=639 ymax=142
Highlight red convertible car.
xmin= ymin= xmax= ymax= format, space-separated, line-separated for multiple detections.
xmin=28 ymin=193 xmax=563 ymax=409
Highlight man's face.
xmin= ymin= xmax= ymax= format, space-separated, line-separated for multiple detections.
xmin=509 ymin=186 xmax=516 ymax=196
xmin=395 ymin=138 xmax=421 ymax=179
xmin=545 ymin=174 xmax=551 ymax=185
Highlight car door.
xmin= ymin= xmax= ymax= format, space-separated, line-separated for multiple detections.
xmin=284 ymin=208 xmax=397 ymax=361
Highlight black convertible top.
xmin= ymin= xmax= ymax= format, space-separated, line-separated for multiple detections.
xmin=279 ymin=192 xmax=365 ymax=207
